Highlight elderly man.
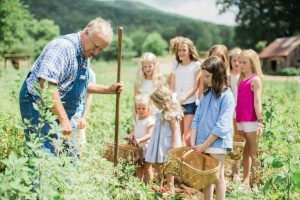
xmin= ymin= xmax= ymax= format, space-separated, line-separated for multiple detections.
xmin=19 ymin=17 xmax=122 ymax=155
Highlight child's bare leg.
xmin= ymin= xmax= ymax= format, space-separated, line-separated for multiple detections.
xmin=210 ymin=154 xmax=226 ymax=200
xmin=144 ymin=162 xmax=153 ymax=184
xmin=154 ymin=163 xmax=164 ymax=187
xmin=183 ymin=114 xmax=194 ymax=147
xmin=203 ymin=184 xmax=214 ymax=200
xmin=166 ymin=174 xmax=174 ymax=190
xmin=245 ymin=132 xmax=260 ymax=187
xmin=232 ymin=120 xmax=241 ymax=181
xmin=136 ymin=164 xmax=144 ymax=181
xmin=180 ymin=120 xmax=185 ymax=146
xmin=240 ymin=131 xmax=251 ymax=187
xmin=232 ymin=159 xmax=241 ymax=181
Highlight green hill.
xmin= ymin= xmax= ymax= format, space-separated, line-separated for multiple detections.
xmin=21 ymin=0 xmax=235 ymax=50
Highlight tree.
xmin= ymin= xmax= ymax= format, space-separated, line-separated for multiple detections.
xmin=0 ymin=0 xmax=32 ymax=55
xmin=0 ymin=0 xmax=59 ymax=57
xmin=142 ymin=32 xmax=168 ymax=56
xmin=216 ymin=0 xmax=300 ymax=48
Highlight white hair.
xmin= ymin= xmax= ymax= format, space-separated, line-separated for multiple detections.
xmin=85 ymin=17 xmax=113 ymax=44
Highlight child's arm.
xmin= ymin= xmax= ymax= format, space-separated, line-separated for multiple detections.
xmin=191 ymin=100 xmax=201 ymax=146
xmin=170 ymin=120 xmax=178 ymax=149
xmin=135 ymin=124 xmax=154 ymax=144
xmin=169 ymin=73 xmax=175 ymax=92
xmin=77 ymin=93 xmax=93 ymax=129
xmin=179 ymin=68 xmax=201 ymax=104
xmin=252 ymin=77 xmax=263 ymax=136
xmin=190 ymin=128 xmax=197 ymax=147
xmin=197 ymin=73 xmax=205 ymax=100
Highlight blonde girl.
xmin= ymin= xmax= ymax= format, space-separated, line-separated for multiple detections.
xmin=229 ymin=47 xmax=242 ymax=181
xmin=198 ymin=44 xmax=229 ymax=99
xmin=170 ymin=37 xmax=201 ymax=147
xmin=134 ymin=52 xmax=162 ymax=96
xmin=191 ymin=56 xmax=235 ymax=200
xmin=125 ymin=94 xmax=155 ymax=183
xmin=235 ymin=49 xmax=263 ymax=188
xmin=145 ymin=87 xmax=183 ymax=194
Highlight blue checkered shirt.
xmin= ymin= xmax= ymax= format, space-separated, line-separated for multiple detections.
xmin=26 ymin=32 xmax=90 ymax=98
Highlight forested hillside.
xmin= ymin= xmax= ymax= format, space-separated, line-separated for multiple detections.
xmin=21 ymin=0 xmax=235 ymax=51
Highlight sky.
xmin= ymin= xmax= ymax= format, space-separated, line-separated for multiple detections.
xmin=129 ymin=0 xmax=238 ymax=26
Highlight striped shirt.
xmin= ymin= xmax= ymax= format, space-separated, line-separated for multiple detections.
xmin=26 ymin=32 xmax=90 ymax=98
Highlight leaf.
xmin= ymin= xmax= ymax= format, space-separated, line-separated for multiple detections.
xmin=272 ymin=160 xmax=284 ymax=168
xmin=292 ymin=171 xmax=300 ymax=189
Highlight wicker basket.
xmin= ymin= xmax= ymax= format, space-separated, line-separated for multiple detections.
xmin=181 ymin=150 xmax=221 ymax=190
xmin=227 ymin=135 xmax=246 ymax=160
xmin=161 ymin=147 xmax=193 ymax=176
xmin=103 ymin=142 xmax=143 ymax=164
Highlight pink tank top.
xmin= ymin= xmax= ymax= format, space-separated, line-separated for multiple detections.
xmin=236 ymin=75 xmax=257 ymax=122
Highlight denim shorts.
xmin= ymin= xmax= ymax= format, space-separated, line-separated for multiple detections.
xmin=182 ymin=102 xmax=197 ymax=115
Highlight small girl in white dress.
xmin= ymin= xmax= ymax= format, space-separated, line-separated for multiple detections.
xmin=145 ymin=87 xmax=183 ymax=193
xmin=125 ymin=94 xmax=155 ymax=183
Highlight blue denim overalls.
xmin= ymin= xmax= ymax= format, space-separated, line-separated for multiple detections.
xmin=19 ymin=36 xmax=89 ymax=156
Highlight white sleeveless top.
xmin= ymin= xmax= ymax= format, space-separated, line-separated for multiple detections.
xmin=172 ymin=61 xmax=199 ymax=105
xmin=139 ymin=80 xmax=154 ymax=95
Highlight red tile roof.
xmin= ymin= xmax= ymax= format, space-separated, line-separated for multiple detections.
xmin=259 ymin=36 xmax=300 ymax=59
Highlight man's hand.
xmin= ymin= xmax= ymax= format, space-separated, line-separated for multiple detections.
xmin=107 ymin=82 xmax=123 ymax=94
xmin=61 ymin=120 xmax=72 ymax=137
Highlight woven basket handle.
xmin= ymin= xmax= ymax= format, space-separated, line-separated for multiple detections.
xmin=181 ymin=149 xmax=195 ymax=161
xmin=181 ymin=149 xmax=207 ymax=170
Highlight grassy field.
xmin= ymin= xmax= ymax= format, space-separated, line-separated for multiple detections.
xmin=0 ymin=58 xmax=299 ymax=199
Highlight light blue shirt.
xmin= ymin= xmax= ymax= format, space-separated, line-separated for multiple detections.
xmin=192 ymin=88 xmax=234 ymax=151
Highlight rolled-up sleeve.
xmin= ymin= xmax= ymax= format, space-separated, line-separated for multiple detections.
xmin=211 ymin=94 xmax=234 ymax=138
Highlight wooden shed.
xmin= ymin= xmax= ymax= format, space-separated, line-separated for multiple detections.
xmin=259 ymin=36 xmax=300 ymax=71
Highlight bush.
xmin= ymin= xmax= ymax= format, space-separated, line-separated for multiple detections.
xmin=275 ymin=67 xmax=300 ymax=76
xmin=142 ymin=32 xmax=168 ymax=56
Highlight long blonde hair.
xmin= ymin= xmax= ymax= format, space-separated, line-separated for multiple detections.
xmin=238 ymin=49 xmax=263 ymax=83
xmin=150 ymin=87 xmax=183 ymax=122
xmin=136 ymin=52 xmax=162 ymax=92
xmin=175 ymin=37 xmax=199 ymax=64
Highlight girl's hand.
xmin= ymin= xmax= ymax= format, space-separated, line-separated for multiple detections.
xmin=77 ymin=118 xmax=86 ymax=129
xmin=193 ymin=143 xmax=208 ymax=153
xmin=257 ymin=122 xmax=263 ymax=136
xmin=124 ymin=134 xmax=134 ymax=141
xmin=133 ymin=138 xmax=139 ymax=146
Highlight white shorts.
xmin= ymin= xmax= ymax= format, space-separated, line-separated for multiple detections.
xmin=205 ymin=147 xmax=227 ymax=154
xmin=236 ymin=121 xmax=258 ymax=132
